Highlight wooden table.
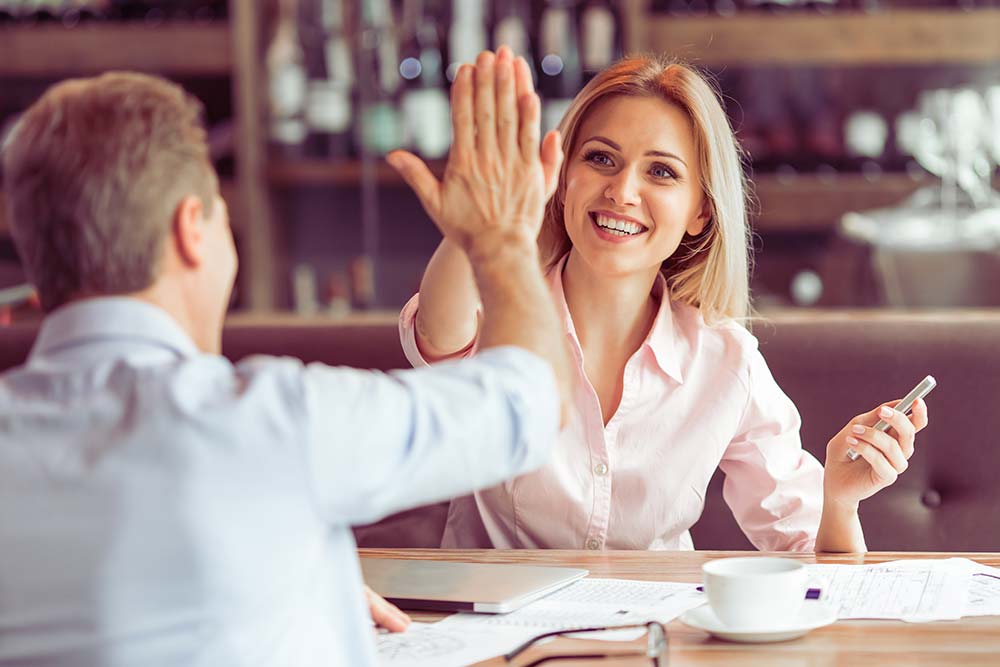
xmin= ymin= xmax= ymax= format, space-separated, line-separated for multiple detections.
xmin=361 ymin=549 xmax=1000 ymax=666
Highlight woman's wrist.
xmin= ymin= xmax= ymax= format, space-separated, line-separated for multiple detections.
xmin=817 ymin=492 xmax=867 ymax=553
xmin=822 ymin=483 xmax=861 ymax=514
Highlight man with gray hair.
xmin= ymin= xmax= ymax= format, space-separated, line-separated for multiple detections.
xmin=0 ymin=47 xmax=568 ymax=666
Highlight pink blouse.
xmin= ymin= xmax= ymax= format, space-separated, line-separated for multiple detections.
xmin=398 ymin=255 xmax=824 ymax=551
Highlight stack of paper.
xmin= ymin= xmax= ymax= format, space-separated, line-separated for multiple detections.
xmin=808 ymin=557 xmax=1000 ymax=622
xmin=377 ymin=577 xmax=703 ymax=666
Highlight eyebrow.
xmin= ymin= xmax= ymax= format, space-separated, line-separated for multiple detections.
xmin=584 ymin=136 xmax=688 ymax=167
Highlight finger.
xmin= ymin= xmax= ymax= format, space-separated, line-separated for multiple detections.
xmin=854 ymin=439 xmax=900 ymax=487
xmin=495 ymin=51 xmax=517 ymax=159
xmin=909 ymin=398 xmax=929 ymax=432
xmin=496 ymin=44 xmax=513 ymax=65
xmin=541 ymin=130 xmax=563 ymax=199
xmin=513 ymin=54 xmax=535 ymax=100
xmin=450 ymin=64 xmax=474 ymax=160
xmin=849 ymin=425 xmax=909 ymax=472
xmin=387 ymin=151 xmax=441 ymax=221
xmin=874 ymin=405 xmax=916 ymax=458
xmin=518 ymin=91 xmax=541 ymax=164
xmin=366 ymin=588 xmax=411 ymax=632
xmin=474 ymin=51 xmax=498 ymax=156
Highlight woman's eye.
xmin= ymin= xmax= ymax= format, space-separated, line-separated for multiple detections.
xmin=650 ymin=164 xmax=676 ymax=179
xmin=585 ymin=151 xmax=613 ymax=167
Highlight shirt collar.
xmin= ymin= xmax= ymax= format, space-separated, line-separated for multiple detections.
xmin=29 ymin=297 xmax=201 ymax=361
xmin=547 ymin=254 xmax=684 ymax=385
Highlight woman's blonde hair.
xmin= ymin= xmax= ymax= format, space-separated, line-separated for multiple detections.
xmin=539 ymin=54 xmax=752 ymax=325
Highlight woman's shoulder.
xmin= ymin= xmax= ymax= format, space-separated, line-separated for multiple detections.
xmin=670 ymin=301 xmax=762 ymax=385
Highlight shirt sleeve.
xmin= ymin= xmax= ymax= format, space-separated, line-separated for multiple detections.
xmin=398 ymin=293 xmax=481 ymax=367
xmin=717 ymin=347 xmax=824 ymax=552
xmin=300 ymin=346 xmax=559 ymax=527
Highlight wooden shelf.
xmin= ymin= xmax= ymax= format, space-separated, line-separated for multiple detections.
xmin=268 ymin=158 xmax=448 ymax=188
xmin=0 ymin=180 xmax=241 ymax=240
xmin=268 ymin=159 xmax=970 ymax=232
xmin=0 ymin=23 xmax=232 ymax=76
xmin=752 ymin=172 xmax=933 ymax=232
xmin=638 ymin=9 xmax=1000 ymax=66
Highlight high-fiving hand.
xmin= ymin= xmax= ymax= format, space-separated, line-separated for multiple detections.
xmin=387 ymin=46 xmax=563 ymax=259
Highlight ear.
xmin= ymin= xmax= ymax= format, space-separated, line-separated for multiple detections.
xmin=687 ymin=194 xmax=712 ymax=236
xmin=172 ymin=195 xmax=206 ymax=268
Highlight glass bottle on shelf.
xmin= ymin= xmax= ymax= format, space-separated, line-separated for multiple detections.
xmin=538 ymin=0 xmax=583 ymax=134
xmin=579 ymin=0 xmax=621 ymax=81
xmin=844 ymin=108 xmax=889 ymax=180
xmin=491 ymin=0 xmax=532 ymax=61
xmin=399 ymin=0 xmax=451 ymax=159
xmin=304 ymin=0 xmax=353 ymax=159
xmin=447 ymin=0 xmax=486 ymax=81
xmin=266 ymin=0 xmax=308 ymax=159
xmin=355 ymin=0 xmax=403 ymax=157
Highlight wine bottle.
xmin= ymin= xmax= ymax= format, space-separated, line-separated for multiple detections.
xmin=538 ymin=0 xmax=583 ymax=133
xmin=399 ymin=0 xmax=451 ymax=159
xmin=491 ymin=0 xmax=532 ymax=60
xmin=266 ymin=0 xmax=308 ymax=158
xmin=355 ymin=0 xmax=403 ymax=157
xmin=447 ymin=0 xmax=486 ymax=81
xmin=304 ymin=0 xmax=353 ymax=158
xmin=579 ymin=0 xmax=621 ymax=79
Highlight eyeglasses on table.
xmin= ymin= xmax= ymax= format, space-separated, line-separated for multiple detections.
xmin=503 ymin=620 xmax=668 ymax=667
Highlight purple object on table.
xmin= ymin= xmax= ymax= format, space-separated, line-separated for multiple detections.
xmin=696 ymin=585 xmax=822 ymax=599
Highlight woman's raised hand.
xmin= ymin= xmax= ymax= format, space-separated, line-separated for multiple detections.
xmin=387 ymin=46 xmax=563 ymax=259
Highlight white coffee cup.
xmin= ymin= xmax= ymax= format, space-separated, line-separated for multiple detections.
xmin=702 ymin=557 xmax=810 ymax=630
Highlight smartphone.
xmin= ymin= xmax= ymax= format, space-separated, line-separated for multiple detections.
xmin=847 ymin=375 xmax=937 ymax=461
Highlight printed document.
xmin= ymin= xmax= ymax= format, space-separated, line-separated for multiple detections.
xmin=377 ymin=622 xmax=537 ymax=667
xmin=378 ymin=578 xmax=703 ymax=666
xmin=807 ymin=561 xmax=969 ymax=621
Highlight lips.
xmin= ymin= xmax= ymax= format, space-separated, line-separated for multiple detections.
xmin=590 ymin=212 xmax=649 ymax=237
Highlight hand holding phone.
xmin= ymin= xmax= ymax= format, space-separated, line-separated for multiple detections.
xmin=847 ymin=375 xmax=937 ymax=461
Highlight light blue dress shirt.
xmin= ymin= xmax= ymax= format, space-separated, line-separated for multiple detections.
xmin=0 ymin=298 xmax=558 ymax=666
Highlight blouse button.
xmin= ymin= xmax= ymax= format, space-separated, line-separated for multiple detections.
xmin=594 ymin=463 xmax=608 ymax=476
xmin=586 ymin=538 xmax=601 ymax=550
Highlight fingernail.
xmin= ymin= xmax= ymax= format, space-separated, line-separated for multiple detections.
xmin=851 ymin=424 xmax=866 ymax=435
xmin=879 ymin=406 xmax=894 ymax=419
xmin=847 ymin=436 xmax=860 ymax=446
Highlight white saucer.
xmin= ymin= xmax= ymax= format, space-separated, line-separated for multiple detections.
xmin=679 ymin=600 xmax=838 ymax=643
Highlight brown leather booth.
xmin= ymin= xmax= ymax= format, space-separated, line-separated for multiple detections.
xmin=2 ymin=311 xmax=998 ymax=552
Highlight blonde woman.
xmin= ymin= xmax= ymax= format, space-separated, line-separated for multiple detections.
xmin=389 ymin=48 xmax=928 ymax=553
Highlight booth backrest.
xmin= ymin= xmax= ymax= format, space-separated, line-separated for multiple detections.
xmin=3 ymin=311 xmax=998 ymax=551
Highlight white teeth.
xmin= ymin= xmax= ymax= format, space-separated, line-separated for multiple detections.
xmin=593 ymin=214 xmax=645 ymax=236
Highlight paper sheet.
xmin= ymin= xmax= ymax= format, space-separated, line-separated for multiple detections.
xmin=807 ymin=562 xmax=969 ymax=621
xmin=376 ymin=622 xmax=538 ymax=667
xmin=901 ymin=557 xmax=1000 ymax=617
xmin=833 ymin=557 xmax=1000 ymax=618
xmin=436 ymin=577 xmax=704 ymax=632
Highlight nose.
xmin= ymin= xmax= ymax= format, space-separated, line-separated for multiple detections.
xmin=603 ymin=168 xmax=641 ymax=207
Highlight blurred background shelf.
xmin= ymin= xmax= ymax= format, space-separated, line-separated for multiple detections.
xmin=268 ymin=160 xmax=979 ymax=234
xmin=632 ymin=9 xmax=1000 ymax=67
xmin=1 ymin=1 xmax=998 ymax=315
xmin=0 ymin=23 xmax=232 ymax=76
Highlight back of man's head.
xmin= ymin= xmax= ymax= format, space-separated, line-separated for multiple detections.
xmin=2 ymin=72 xmax=217 ymax=312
